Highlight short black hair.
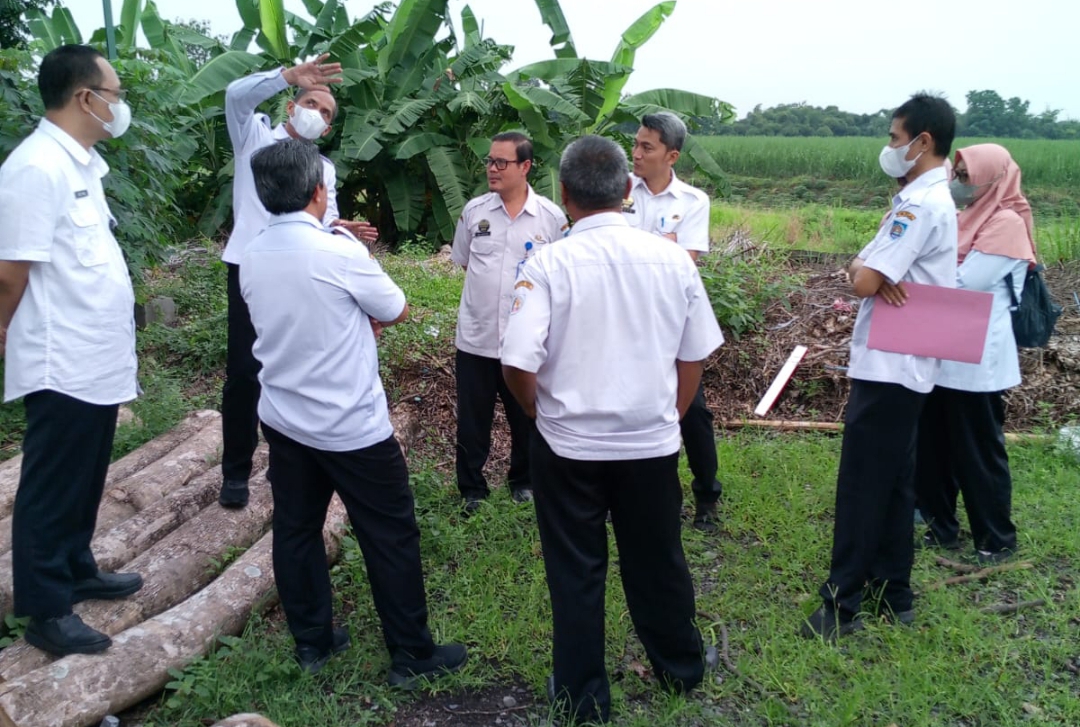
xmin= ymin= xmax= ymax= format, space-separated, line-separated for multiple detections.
xmin=559 ymin=135 xmax=629 ymax=212
xmin=294 ymin=87 xmax=339 ymax=123
xmin=492 ymin=131 xmax=533 ymax=163
xmin=251 ymin=138 xmax=323 ymax=215
xmin=893 ymin=93 xmax=956 ymax=158
xmin=38 ymin=44 xmax=106 ymax=111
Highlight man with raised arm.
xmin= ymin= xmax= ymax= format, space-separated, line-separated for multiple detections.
xmin=218 ymin=55 xmax=377 ymax=509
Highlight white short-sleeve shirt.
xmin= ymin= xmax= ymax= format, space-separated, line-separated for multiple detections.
xmin=451 ymin=187 xmax=568 ymax=358
xmin=501 ymin=212 xmax=724 ymax=461
xmin=624 ymin=173 xmax=711 ymax=253
xmin=848 ymin=165 xmax=958 ymax=393
xmin=0 ymin=120 xmax=138 ymax=405
xmin=240 ymin=212 xmax=406 ymax=452
xmin=222 ymin=69 xmax=338 ymax=265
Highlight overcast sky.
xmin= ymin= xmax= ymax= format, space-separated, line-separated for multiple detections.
xmin=67 ymin=0 xmax=1080 ymax=120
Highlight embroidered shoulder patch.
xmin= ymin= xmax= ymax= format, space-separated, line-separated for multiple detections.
xmin=515 ymin=280 xmax=534 ymax=291
xmin=889 ymin=220 xmax=909 ymax=240
xmin=895 ymin=210 xmax=917 ymax=222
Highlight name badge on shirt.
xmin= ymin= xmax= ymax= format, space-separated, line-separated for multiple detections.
xmin=75 ymin=190 xmax=89 ymax=199
xmin=474 ymin=219 xmax=492 ymax=237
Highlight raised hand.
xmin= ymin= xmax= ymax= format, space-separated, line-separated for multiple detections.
xmin=282 ymin=53 xmax=342 ymax=93
xmin=331 ymin=219 xmax=379 ymax=243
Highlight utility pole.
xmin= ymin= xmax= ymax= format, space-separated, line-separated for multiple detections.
xmin=102 ymin=0 xmax=117 ymax=59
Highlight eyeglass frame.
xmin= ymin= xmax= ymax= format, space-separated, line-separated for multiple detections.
xmin=483 ymin=156 xmax=524 ymax=171
xmin=87 ymin=87 xmax=129 ymax=103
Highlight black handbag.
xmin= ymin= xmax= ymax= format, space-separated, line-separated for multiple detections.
xmin=1004 ymin=264 xmax=1063 ymax=348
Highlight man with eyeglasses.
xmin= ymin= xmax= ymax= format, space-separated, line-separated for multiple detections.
xmin=0 ymin=45 xmax=143 ymax=656
xmin=450 ymin=132 xmax=568 ymax=513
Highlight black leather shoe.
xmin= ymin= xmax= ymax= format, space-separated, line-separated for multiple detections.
xmin=462 ymin=496 xmax=484 ymax=516
xmin=73 ymin=571 xmax=144 ymax=603
xmin=295 ymin=626 xmax=351 ymax=675
xmin=511 ymin=488 xmax=534 ymax=504
xmin=388 ymin=643 xmax=467 ymax=688
xmin=25 ymin=614 xmax=111 ymax=656
xmin=219 ymin=478 xmax=249 ymax=508
xmin=692 ymin=502 xmax=720 ymax=533
xmin=799 ymin=606 xmax=863 ymax=642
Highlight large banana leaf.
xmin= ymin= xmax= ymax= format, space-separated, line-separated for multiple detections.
xmin=257 ymin=0 xmax=291 ymax=61
xmin=299 ymin=0 xmax=340 ymax=57
xmin=429 ymin=185 xmax=456 ymax=241
xmin=529 ymin=149 xmax=562 ymax=205
xmin=379 ymin=0 xmax=448 ymax=75
xmin=622 ymin=88 xmax=735 ymax=121
xmin=503 ymin=83 xmax=590 ymax=124
xmin=591 ymin=1 xmax=675 ymax=130
xmin=501 ymin=84 xmax=554 ymax=146
xmin=460 ymin=5 xmax=480 ymax=48
xmin=25 ymin=6 xmax=82 ymax=49
xmin=118 ymin=0 xmax=143 ymax=50
xmin=682 ymin=134 xmax=728 ymax=192
xmin=179 ymin=51 xmax=265 ymax=106
xmin=384 ymin=166 xmax=425 ymax=232
xmin=447 ymin=90 xmax=491 ymax=116
xmin=531 ymin=0 xmax=576 ymax=59
xmin=394 ymin=132 xmax=455 ymax=160
xmin=340 ymin=117 xmax=383 ymax=161
xmin=142 ymin=1 xmax=193 ymax=75
xmin=382 ymin=96 xmax=441 ymax=135
xmin=425 ymin=145 xmax=470 ymax=223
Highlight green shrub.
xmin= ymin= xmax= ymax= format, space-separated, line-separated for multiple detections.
xmin=699 ymin=249 xmax=800 ymax=339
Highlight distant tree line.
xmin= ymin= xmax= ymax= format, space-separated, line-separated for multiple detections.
xmin=698 ymin=90 xmax=1080 ymax=139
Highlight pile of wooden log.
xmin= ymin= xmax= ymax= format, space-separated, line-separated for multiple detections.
xmin=0 ymin=405 xmax=419 ymax=727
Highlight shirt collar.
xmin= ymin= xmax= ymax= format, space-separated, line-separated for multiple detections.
xmin=38 ymin=118 xmax=108 ymax=177
xmin=272 ymin=124 xmax=292 ymax=141
xmin=267 ymin=210 xmax=324 ymax=229
xmin=632 ymin=171 xmax=682 ymax=198
xmin=895 ymin=164 xmax=948 ymax=204
xmin=487 ymin=186 xmax=541 ymax=217
xmin=568 ymin=211 xmax=628 ymax=236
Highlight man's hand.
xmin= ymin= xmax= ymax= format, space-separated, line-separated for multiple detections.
xmin=662 ymin=232 xmax=678 ymax=243
xmin=847 ymin=256 xmax=865 ymax=285
xmin=331 ymin=219 xmax=379 ymax=243
xmin=281 ymin=54 xmax=342 ymax=92
xmin=369 ymin=317 xmax=384 ymax=339
xmin=877 ymin=280 xmax=908 ymax=307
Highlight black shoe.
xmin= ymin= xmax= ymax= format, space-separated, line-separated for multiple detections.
xmin=692 ymin=502 xmax=719 ymax=533
xmin=219 ymin=478 xmax=249 ymax=508
xmin=916 ymin=530 xmax=960 ymax=551
xmin=799 ymin=606 xmax=863 ymax=642
xmin=295 ymin=626 xmax=351 ymax=675
xmin=511 ymin=488 xmax=534 ymax=504
xmin=462 ymin=496 xmax=484 ymax=516
xmin=25 ymin=614 xmax=111 ymax=656
xmin=975 ymin=548 xmax=1016 ymax=565
xmin=388 ymin=643 xmax=468 ymax=689
xmin=874 ymin=604 xmax=916 ymax=627
xmin=72 ymin=571 xmax=144 ymax=603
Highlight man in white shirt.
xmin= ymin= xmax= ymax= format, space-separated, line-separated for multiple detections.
xmin=451 ymin=132 xmax=567 ymax=512
xmin=241 ymin=139 xmax=466 ymax=681
xmin=0 ymin=45 xmax=143 ymax=657
xmin=502 ymin=136 xmax=722 ymax=723
xmin=801 ymin=95 xmax=958 ymax=641
xmin=625 ymin=112 xmax=722 ymax=532
xmin=218 ymin=55 xmax=378 ymax=509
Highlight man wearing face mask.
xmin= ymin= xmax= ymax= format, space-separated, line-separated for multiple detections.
xmin=219 ymin=55 xmax=378 ymax=509
xmin=802 ymin=94 xmax=958 ymax=641
xmin=0 ymin=45 xmax=142 ymax=656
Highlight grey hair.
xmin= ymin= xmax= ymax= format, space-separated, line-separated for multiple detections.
xmin=641 ymin=111 xmax=687 ymax=151
xmin=559 ymin=135 xmax=629 ymax=212
xmin=251 ymin=138 xmax=323 ymax=215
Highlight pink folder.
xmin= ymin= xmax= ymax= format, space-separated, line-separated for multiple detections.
xmin=867 ymin=282 xmax=993 ymax=364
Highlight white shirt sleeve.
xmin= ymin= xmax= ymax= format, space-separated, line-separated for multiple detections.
xmin=225 ymin=68 xmax=289 ymax=150
xmin=677 ymin=264 xmax=724 ymax=361
xmin=450 ymin=210 xmax=471 ymax=267
xmin=345 ymin=246 xmax=407 ymax=323
xmin=677 ymin=194 xmax=710 ymax=253
xmin=863 ymin=205 xmax=935 ymax=284
xmin=0 ymin=164 xmax=58 ymax=263
xmin=957 ymin=251 xmax=1025 ymax=294
xmin=322 ymin=159 xmax=339 ymax=224
xmin=500 ymin=264 xmax=551 ymax=373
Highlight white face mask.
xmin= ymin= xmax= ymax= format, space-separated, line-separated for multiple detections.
xmin=88 ymin=90 xmax=132 ymax=138
xmin=289 ymin=105 xmax=328 ymax=140
xmin=879 ymin=136 xmax=924 ymax=179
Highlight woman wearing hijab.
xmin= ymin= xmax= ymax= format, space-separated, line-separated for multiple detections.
xmin=914 ymin=143 xmax=1035 ymax=565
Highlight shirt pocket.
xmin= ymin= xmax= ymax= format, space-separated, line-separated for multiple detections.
xmin=69 ymin=205 xmax=109 ymax=267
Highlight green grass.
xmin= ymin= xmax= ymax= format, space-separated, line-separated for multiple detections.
xmin=141 ymin=432 xmax=1080 ymax=727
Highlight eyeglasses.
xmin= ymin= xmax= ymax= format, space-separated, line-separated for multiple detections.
xmin=483 ymin=157 xmax=522 ymax=171
xmin=89 ymin=87 xmax=128 ymax=102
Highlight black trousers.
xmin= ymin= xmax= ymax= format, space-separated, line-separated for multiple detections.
xmin=532 ymin=433 xmax=705 ymax=724
xmin=261 ymin=424 xmax=435 ymax=656
xmin=12 ymin=390 xmax=118 ymax=620
xmin=221 ymin=263 xmax=261 ymax=482
xmin=915 ymin=387 xmax=1016 ymax=553
xmin=455 ymin=348 xmax=534 ymax=499
xmin=821 ymin=380 xmax=926 ymax=617
xmin=682 ymin=382 xmax=721 ymax=505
